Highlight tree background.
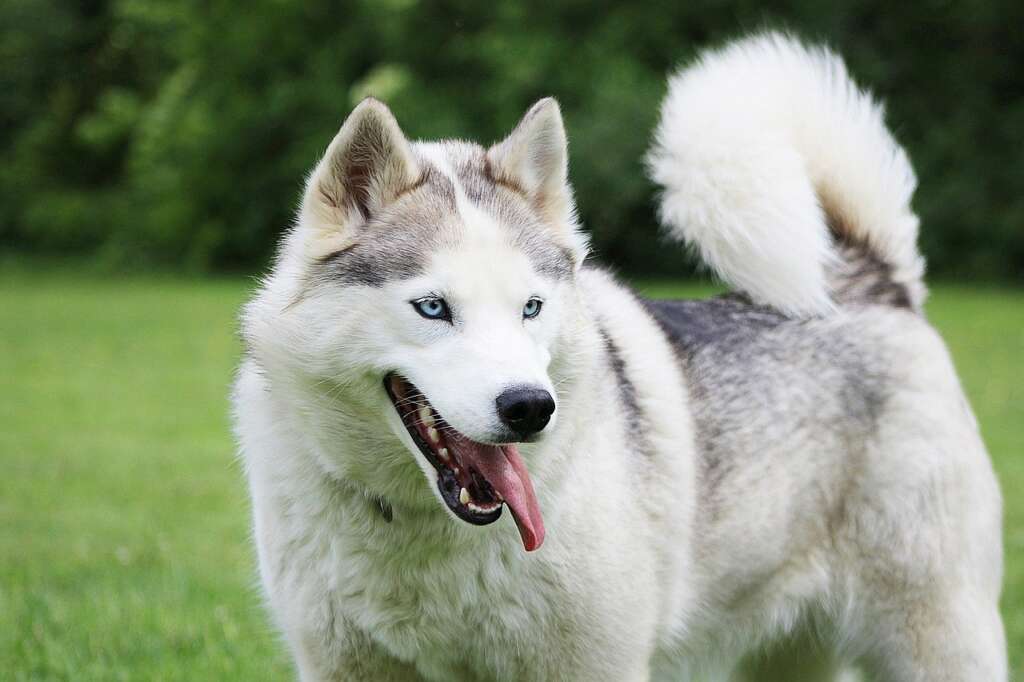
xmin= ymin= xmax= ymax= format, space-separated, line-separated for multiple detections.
xmin=2 ymin=0 xmax=1022 ymax=281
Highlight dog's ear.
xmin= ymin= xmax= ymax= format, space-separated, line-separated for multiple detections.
xmin=301 ymin=98 xmax=420 ymax=253
xmin=487 ymin=98 xmax=586 ymax=264
xmin=487 ymin=98 xmax=575 ymax=229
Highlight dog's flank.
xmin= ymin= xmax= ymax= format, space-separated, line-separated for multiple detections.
xmin=644 ymin=295 xmax=891 ymax=508
xmin=233 ymin=31 xmax=1005 ymax=682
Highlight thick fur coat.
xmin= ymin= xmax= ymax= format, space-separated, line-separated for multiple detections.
xmin=233 ymin=33 xmax=1005 ymax=681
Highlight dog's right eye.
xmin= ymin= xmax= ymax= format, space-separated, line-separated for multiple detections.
xmin=411 ymin=297 xmax=451 ymax=321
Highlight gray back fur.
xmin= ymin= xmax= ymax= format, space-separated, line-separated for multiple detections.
xmin=643 ymin=295 xmax=895 ymax=526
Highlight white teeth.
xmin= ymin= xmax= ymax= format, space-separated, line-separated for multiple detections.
xmin=418 ymin=407 xmax=434 ymax=427
xmin=427 ymin=427 xmax=440 ymax=443
xmin=438 ymin=447 xmax=450 ymax=462
xmin=459 ymin=487 xmax=470 ymax=505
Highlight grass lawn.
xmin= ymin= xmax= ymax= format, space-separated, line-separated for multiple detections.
xmin=1 ymin=270 xmax=1021 ymax=680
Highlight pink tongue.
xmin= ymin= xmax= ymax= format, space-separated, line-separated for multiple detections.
xmin=460 ymin=442 xmax=545 ymax=551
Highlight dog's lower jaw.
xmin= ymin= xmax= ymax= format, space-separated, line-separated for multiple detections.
xmin=384 ymin=373 xmax=546 ymax=551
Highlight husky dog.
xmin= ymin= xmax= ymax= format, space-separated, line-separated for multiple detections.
xmin=233 ymin=33 xmax=1005 ymax=681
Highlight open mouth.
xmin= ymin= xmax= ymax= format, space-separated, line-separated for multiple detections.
xmin=384 ymin=374 xmax=545 ymax=551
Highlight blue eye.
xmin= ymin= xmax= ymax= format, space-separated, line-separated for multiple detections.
xmin=523 ymin=297 xmax=543 ymax=319
xmin=412 ymin=297 xmax=451 ymax=321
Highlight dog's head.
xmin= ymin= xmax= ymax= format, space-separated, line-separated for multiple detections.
xmin=244 ymin=98 xmax=589 ymax=550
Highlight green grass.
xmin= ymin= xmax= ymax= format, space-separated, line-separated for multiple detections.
xmin=1 ymin=271 xmax=1021 ymax=680
xmin=0 ymin=272 xmax=291 ymax=681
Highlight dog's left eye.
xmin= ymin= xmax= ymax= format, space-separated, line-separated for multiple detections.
xmin=523 ymin=297 xmax=543 ymax=319
xmin=412 ymin=297 xmax=451 ymax=321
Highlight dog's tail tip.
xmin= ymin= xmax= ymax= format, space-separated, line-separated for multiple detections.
xmin=647 ymin=31 xmax=926 ymax=316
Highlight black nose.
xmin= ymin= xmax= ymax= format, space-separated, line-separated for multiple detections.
xmin=496 ymin=387 xmax=555 ymax=438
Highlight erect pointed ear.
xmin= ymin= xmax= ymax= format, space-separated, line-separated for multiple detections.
xmin=300 ymin=98 xmax=420 ymax=254
xmin=486 ymin=98 xmax=576 ymax=230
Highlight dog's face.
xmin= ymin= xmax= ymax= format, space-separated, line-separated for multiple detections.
xmin=247 ymin=99 xmax=587 ymax=550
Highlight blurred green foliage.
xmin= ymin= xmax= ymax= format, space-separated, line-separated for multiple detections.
xmin=2 ymin=0 xmax=1022 ymax=279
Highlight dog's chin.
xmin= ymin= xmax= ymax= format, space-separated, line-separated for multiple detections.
xmin=383 ymin=373 xmax=545 ymax=551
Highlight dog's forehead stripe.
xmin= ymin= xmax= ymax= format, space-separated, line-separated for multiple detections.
xmin=318 ymin=141 xmax=572 ymax=286
xmin=444 ymin=142 xmax=573 ymax=281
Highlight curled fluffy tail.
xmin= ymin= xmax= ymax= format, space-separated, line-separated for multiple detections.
xmin=647 ymin=32 xmax=925 ymax=316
